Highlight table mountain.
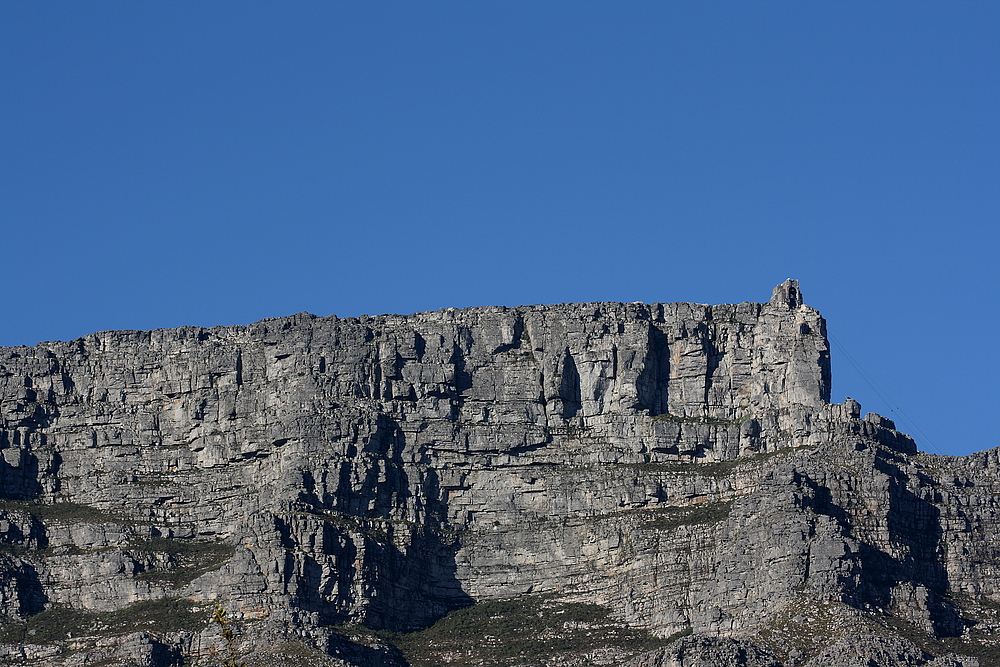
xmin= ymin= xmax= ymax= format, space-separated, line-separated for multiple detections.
xmin=1 ymin=280 xmax=996 ymax=666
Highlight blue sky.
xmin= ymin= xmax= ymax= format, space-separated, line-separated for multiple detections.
xmin=2 ymin=2 xmax=997 ymax=456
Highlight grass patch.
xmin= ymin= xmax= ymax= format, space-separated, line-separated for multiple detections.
xmin=631 ymin=448 xmax=791 ymax=477
xmin=884 ymin=599 xmax=1000 ymax=667
xmin=242 ymin=640 xmax=339 ymax=667
xmin=641 ymin=500 xmax=733 ymax=530
xmin=663 ymin=626 xmax=694 ymax=643
xmin=752 ymin=598 xmax=854 ymax=662
xmin=885 ymin=617 xmax=1000 ymax=666
xmin=546 ymin=425 xmax=591 ymax=438
xmin=650 ymin=413 xmax=749 ymax=426
xmin=128 ymin=537 xmax=235 ymax=586
xmin=301 ymin=507 xmax=461 ymax=546
xmin=340 ymin=595 xmax=673 ymax=667
xmin=0 ymin=499 xmax=117 ymax=523
xmin=0 ymin=597 xmax=210 ymax=644
xmin=0 ymin=543 xmax=56 ymax=557
xmin=305 ymin=509 xmax=393 ymax=544
xmin=0 ymin=544 xmax=97 ymax=558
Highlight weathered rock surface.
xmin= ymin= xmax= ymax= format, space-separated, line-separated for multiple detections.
xmin=0 ymin=280 xmax=997 ymax=666
xmin=623 ymin=634 xmax=783 ymax=666
xmin=800 ymin=634 xmax=980 ymax=667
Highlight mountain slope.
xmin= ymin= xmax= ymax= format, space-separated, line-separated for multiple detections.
xmin=0 ymin=281 xmax=996 ymax=666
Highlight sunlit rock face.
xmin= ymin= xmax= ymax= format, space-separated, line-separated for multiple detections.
xmin=0 ymin=280 xmax=996 ymax=667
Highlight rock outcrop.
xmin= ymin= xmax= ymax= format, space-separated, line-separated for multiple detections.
xmin=0 ymin=280 xmax=997 ymax=666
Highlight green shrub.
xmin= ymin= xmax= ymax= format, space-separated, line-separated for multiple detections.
xmin=212 ymin=604 xmax=247 ymax=667
xmin=0 ymin=499 xmax=117 ymax=523
xmin=129 ymin=537 xmax=235 ymax=586
xmin=641 ymin=500 xmax=733 ymax=530
xmin=0 ymin=597 xmax=210 ymax=644
xmin=340 ymin=595 xmax=675 ymax=667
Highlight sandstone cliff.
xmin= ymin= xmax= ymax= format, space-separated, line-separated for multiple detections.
xmin=0 ymin=280 xmax=997 ymax=666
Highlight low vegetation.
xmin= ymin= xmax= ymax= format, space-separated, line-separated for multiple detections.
xmin=0 ymin=498 xmax=117 ymax=523
xmin=641 ymin=500 xmax=733 ymax=530
xmin=650 ymin=412 xmax=749 ymax=426
xmin=0 ymin=597 xmax=210 ymax=644
xmin=883 ymin=596 xmax=1000 ymax=666
xmin=213 ymin=603 xmax=248 ymax=667
xmin=129 ymin=537 xmax=235 ymax=586
xmin=336 ymin=595 xmax=675 ymax=667
xmin=753 ymin=593 xmax=1000 ymax=667
xmin=631 ymin=448 xmax=791 ymax=477
xmin=240 ymin=641 xmax=338 ymax=667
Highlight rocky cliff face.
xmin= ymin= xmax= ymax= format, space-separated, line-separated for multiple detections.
xmin=0 ymin=280 xmax=997 ymax=667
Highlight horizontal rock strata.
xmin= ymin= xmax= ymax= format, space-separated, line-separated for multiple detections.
xmin=0 ymin=280 xmax=997 ymax=666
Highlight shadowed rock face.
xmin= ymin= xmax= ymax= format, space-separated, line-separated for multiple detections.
xmin=0 ymin=280 xmax=996 ymax=667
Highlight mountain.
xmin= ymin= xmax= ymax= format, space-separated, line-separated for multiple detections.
xmin=1 ymin=280 xmax=997 ymax=666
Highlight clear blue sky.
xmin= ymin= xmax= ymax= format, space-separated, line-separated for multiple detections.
xmin=2 ymin=2 xmax=997 ymax=456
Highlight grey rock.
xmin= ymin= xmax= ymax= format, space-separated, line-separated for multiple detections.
xmin=0 ymin=280 xmax=993 ymax=666
xmin=624 ymin=634 xmax=782 ymax=666
xmin=801 ymin=634 xmax=979 ymax=667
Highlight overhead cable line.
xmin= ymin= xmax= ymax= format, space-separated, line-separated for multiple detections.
xmin=828 ymin=333 xmax=946 ymax=456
